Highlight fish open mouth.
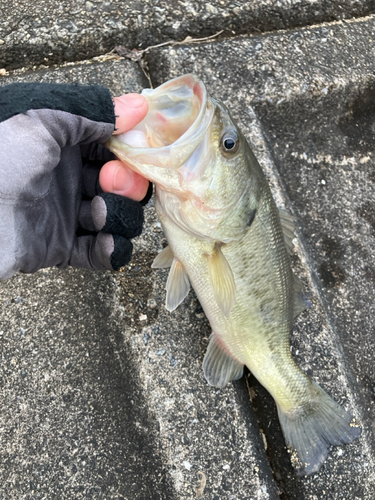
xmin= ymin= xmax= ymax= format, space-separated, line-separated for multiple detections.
xmin=107 ymin=75 xmax=213 ymax=173
xmin=137 ymin=74 xmax=205 ymax=147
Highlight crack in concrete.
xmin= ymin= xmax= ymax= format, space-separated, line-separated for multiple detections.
xmin=113 ymin=29 xmax=224 ymax=87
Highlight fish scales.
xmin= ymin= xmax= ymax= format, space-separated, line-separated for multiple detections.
xmin=161 ymin=188 xmax=303 ymax=406
xmin=107 ymin=74 xmax=361 ymax=475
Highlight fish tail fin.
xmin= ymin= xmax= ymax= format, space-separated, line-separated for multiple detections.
xmin=277 ymin=381 xmax=361 ymax=476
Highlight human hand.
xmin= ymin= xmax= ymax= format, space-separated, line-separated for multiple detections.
xmin=0 ymin=82 xmax=151 ymax=279
xmin=100 ymin=93 xmax=150 ymax=201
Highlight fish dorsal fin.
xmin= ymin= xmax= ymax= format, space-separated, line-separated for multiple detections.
xmin=279 ymin=209 xmax=307 ymax=317
xmin=203 ymin=333 xmax=244 ymax=388
xmin=279 ymin=208 xmax=295 ymax=254
xmin=206 ymin=243 xmax=236 ymax=317
xmin=152 ymin=245 xmax=174 ymax=269
xmin=293 ymin=275 xmax=306 ymax=318
xmin=145 ymin=124 xmax=166 ymax=148
xmin=165 ymin=258 xmax=190 ymax=312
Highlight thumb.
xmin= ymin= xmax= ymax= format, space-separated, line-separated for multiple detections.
xmin=113 ymin=94 xmax=148 ymax=135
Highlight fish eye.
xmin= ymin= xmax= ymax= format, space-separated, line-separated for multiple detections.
xmin=221 ymin=131 xmax=239 ymax=154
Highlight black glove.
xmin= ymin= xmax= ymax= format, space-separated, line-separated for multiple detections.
xmin=0 ymin=82 xmax=151 ymax=280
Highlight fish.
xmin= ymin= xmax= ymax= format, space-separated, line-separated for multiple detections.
xmin=107 ymin=74 xmax=361 ymax=475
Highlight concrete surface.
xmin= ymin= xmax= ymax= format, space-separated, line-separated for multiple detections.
xmin=2 ymin=2 xmax=375 ymax=500
xmin=2 ymin=1 xmax=375 ymax=70
xmin=0 ymin=269 xmax=177 ymax=499
xmin=0 ymin=60 xmax=278 ymax=499
xmin=147 ymin=15 xmax=375 ymax=498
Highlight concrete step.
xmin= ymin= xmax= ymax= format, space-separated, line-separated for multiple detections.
xmin=148 ymin=14 xmax=375 ymax=498
xmin=0 ymin=59 xmax=278 ymax=499
xmin=2 ymin=12 xmax=375 ymax=500
xmin=1 ymin=1 xmax=375 ymax=70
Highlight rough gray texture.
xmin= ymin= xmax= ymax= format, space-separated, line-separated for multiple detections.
xmin=2 ymin=0 xmax=375 ymax=70
xmin=3 ymin=5 xmax=375 ymax=500
xmin=0 ymin=59 xmax=278 ymax=499
xmin=0 ymin=269 xmax=177 ymax=499
xmin=0 ymin=56 xmax=149 ymax=96
xmin=147 ymin=16 xmax=375 ymax=498
xmin=147 ymin=16 xmax=375 ymax=102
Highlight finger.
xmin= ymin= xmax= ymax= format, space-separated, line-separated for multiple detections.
xmin=113 ymin=94 xmax=148 ymax=135
xmin=80 ymin=143 xmax=115 ymax=162
xmin=69 ymin=233 xmax=133 ymax=271
xmin=82 ymin=162 xmax=102 ymax=197
xmin=99 ymin=159 xmax=149 ymax=201
xmin=91 ymin=193 xmax=144 ymax=239
xmin=78 ymin=200 xmax=96 ymax=232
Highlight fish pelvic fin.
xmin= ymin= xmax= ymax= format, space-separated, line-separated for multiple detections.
xmin=277 ymin=381 xmax=361 ymax=476
xmin=152 ymin=245 xmax=174 ymax=268
xmin=165 ymin=258 xmax=190 ymax=312
xmin=205 ymin=243 xmax=236 ymax=317
xmin=203 ymin=333 xmax=244 ymax=389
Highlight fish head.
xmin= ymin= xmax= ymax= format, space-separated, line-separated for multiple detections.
xmin=107 ymin=74 xmax=264 ymax=240
xmin=107 ymin=74 xmax=209 ymax=191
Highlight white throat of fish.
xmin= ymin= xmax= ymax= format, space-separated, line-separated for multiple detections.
xmin=155 ymin=170 xmax=252 ymax=244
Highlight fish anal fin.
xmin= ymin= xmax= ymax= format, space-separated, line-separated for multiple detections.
xmin=203 ymin=333 xmax=244 ymax=389
xmin=279 ymin=207 xmax=295 ymax=254
xmin=152 ymin=245 xmax=174 ymax=269
xmin=165 ymin=258 xmax=190 ymax=312
xmin=277 ymin=381 xmax=361 ymax=476
xmin=206 ymin=244 xmax=236 ymax=317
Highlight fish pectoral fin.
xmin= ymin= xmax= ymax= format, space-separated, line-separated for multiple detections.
xmin=206 ymin=244 xmax=236 ymax=317
xmin=203 ymin=333 xmax=244 ymax=389
xmin=152 ymin=245 xmax=174 ymax=268
xmin=165 ymin=258 xmax=190 ymax=312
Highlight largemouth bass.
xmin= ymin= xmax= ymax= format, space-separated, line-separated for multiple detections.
xmin=107 ymin=75 xmax=361 ymax=475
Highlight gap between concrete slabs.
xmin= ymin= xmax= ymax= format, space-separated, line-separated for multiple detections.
xmin=146 ymin=14 xmax=375 ymax=499
xmin=2 ymin=0 xmax=375 ymax=70
xmin=0 ymin=59 xmax=279 ymax=499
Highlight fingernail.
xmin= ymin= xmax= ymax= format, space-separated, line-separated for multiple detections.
xmin=116 ymin=93 xmax=146 ymax=108
xmin=113 ymin=165 xmax=133 ymax=193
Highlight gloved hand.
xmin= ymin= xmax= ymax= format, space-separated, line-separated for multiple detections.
xmin=0 ymin=82 xmax=152 ymax=280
